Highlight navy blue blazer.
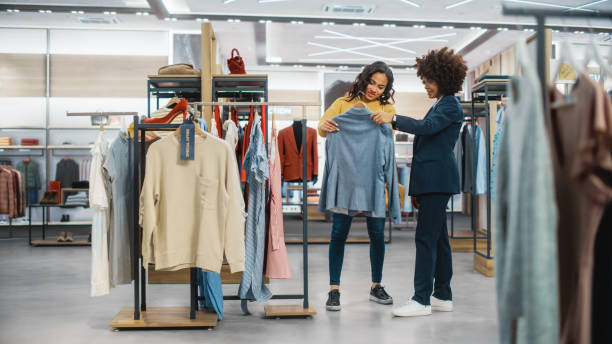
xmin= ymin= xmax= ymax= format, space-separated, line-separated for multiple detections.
xmin=395 ymin=95 xmax=462 ymax=196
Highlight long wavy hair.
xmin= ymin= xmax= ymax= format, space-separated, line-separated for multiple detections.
xmin=347 ymin=61 xmax=395 ymax=105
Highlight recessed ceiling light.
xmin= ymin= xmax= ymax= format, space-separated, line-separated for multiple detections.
xmin=442 ymin=25 xmax=455 ymax=29
xmin=171 ymin=17 xmax=177 ymax=21
xmin=293 ymin=64 xmax=303 ymax=68
xmin=553 ymin=29 xmax=560 ymax=33
xmin=164 ymin=17 xmax=171 ymax=21
xmin=445 ymin=0 xmax=474 ymax=9
xmin=399 ymin=0 xmax=421 ymax=8
xmin=316 ymin=65 xmax=326 ymax=68
xmin=470 ymin=26 xmax=482 ymax=30
xmin=259 ymin=19 xmax=266 ymax=23
xmin=384 ymin=24 xmax=397 ymax=28
xmin=110 ymin=11 xmax=116 ymax=15
xmin=223 ymin=0 xmax=237 ymax=4
xmin=143 ymin=12 xmax=149 ymax=16
xmin=497 ymin=27 xmax=508 ymax=31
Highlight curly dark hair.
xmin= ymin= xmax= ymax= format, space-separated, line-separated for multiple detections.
xmin=348 ymin=61 xmax=395 ymax=105
xmin=416 ymin=47 xmax=467 ymax=95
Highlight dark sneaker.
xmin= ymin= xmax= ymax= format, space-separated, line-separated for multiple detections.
xmin=370 ymin=285 xmax=393 ymax=305
xmin=326 ymin=290 xmax=341 ymax=311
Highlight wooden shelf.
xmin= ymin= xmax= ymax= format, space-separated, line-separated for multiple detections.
xmin=48 ymin=126 xmax=121 ymax=130
xmin=394 ymin=142 xmax=413 ymax=145
xmin=264 ymin=305 xmax=316 ymax=318
xmin=213 ymin=74 xmax=267 ymax=78
xmin=0 ymin=221 xmax=93 ymax=226
xmin=0 ymin=146 xmax=45 ymax=150
xmin=474 ymin=253 xmax=494 ymax=277
xmin=47 ymin=145 xmax=92 ymax=149
xmin=31 ymin=240 xmax=91 ymax=246
xmin=147 ymin=74 xmax=201 ymax=78
xmin=109 ymin=307 xmax=217 ymax=329
xmin=0 ymin=126 xmax=45 ymax=129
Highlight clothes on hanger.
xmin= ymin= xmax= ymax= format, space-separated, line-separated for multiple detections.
xmin=547 ymin=72 xmax=612 ymax=344
xmin=79 ymin=157 xmax=91 ymax=182
xmin=318 ymin=107 xmax=402 ymax=224
xmin=460 ymin=124 xmax=475 ymax=193
xmin=16 ymin=159 xmax=41 ymax=206
xmin=266 ymin=119 xmax=291 ymax=279
xmin=277 ymin=124 xmax=318 ymax=182
xmin=90 ymin=132 xmax=111 ymax=297
xmin=238 ymin=116 xmax=272 ymax=304
xmin=494 ymin=42 xmax=559 ymax=344
xmin=55 ymin=158 xmax=79 ymax=189
xmin=0 ymin=165 xmax=24 ymax=218
xmin=140 ymin=134 xmax=246 ymax=273
xmin=491 ymin=107 xmax=505 ymax=200
xmin=103 ymin=131 xmax=134 ymax=286
xmin=474 ymin=124 xmax=487 ymax=195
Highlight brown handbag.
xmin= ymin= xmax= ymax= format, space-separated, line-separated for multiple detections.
xmin=227 ymin=49 xmax=246 ymax=74
xmin=158 ymin=63 xmax=200 ymax=76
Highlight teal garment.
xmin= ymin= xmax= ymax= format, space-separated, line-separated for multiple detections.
xmin=474 ymin=125 xmax=487 ymax=195
xmin=491 ymin=107 xmax=505 ymax=200
xmin=16 ymin=160 xmax=41 ymax=189
xmin=197 ymin=270 xmax=223 ymax=319
xmin=494 ymin=41 xmax=559 ymax=344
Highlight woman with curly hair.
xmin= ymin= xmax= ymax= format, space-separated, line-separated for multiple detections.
xmin=372 ymin=47 xmax=467 ymax=317
xmin=318 ymin=61 xmax=396 ymax=311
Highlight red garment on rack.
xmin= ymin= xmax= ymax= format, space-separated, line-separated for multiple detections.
xmin=214 ymin=106 xmax=223 ymax=138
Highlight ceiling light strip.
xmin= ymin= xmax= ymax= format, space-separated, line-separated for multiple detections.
xmin=445 ymin=0 xmax=474 ymax=9
xmin=565 ymin=0 xmax=608 ymax=12
xmin=504 ymin=0 xmax=597 ymax=12
xmin=399 ymin=0 xmax=422 ymax=8
xmin=323 ymin=29 xmax=417 ymax=54
xmin=307 ymin=42 xmax=405 ymax=64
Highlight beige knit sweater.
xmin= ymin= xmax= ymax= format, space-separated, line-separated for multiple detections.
xmin=139 ymin=134 xmax=246 ymax=273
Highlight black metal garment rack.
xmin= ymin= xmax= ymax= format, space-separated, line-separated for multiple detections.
xmin=129 ymin=108 xmax=314 ymax=323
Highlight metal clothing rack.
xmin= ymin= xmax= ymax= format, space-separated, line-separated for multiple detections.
xmin=501 ymin=5 xmax=612 ymax=117
xmin=470 ymin=82 xmax=508 ymax=259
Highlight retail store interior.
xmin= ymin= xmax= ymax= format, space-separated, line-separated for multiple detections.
xmin=0 ymin=1 xmax=611 ymax=343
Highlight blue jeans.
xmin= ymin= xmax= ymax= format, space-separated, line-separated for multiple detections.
xmin=329 ymin=213 xmax=386 ymax=285
xmin=26 ymin=188 xmax=39 ymax=206
xmin=412 ymin=193 xmax=453 ymax=306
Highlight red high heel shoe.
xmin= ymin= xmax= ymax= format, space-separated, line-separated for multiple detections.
xmin=144 ymin=98 xmax=188 ymax=123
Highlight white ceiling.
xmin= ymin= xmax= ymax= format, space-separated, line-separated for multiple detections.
xmin=0 ymin=0 xmax=610 ymax=71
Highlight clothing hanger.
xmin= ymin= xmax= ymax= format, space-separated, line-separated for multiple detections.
xmin=99 ymin=122 xmax=104 ymax=132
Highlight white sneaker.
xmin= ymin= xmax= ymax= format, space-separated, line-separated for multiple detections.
xmin=431 ymin=296 xmax=453 ymax=312
xmin=392 ymin=300 xmax=432 ymax=317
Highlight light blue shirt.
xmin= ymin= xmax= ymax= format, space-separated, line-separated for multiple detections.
xmin=238 ymin=117 xmax=272 ymax=303
xmin=318 ymin=107 xmax=401 ymax=224
xmin=474 ymin=125 xmax=487 ymax=195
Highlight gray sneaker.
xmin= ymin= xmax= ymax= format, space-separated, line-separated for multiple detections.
xmin=369 ymin=285 xmax=393 ymax=305
xmin=326 ymin=290 xmax=341 ymax=311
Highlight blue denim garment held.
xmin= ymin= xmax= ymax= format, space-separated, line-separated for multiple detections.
xmin=318 ymin=107 xmax=402 ymax=224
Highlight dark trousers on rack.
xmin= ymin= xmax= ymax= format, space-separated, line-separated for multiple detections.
xmin=26 ymin=188 xmax=38 ymax=206
xmin=412 ymin=193 xmax=453 ymax=306
xmin=329 ymin=213 xmax=386 ymax=286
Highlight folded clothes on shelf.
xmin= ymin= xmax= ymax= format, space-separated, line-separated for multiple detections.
xmin=0 ymin=137 xmax=14 ymax=146
xmin=21 ymin=139 xmax=39 ymax=146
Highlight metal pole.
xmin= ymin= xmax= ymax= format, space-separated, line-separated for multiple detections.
xmin=471 ymin=92 xmax=477 ymax=253
xmin=190 ymin=268 xmax=197 ymax=319
xmin=140 ymin=128 xmax=147 ymax=312
xmin=536 ymin=15 xmax=547 ymax=119
xmin=147 ymin=80 xmax=151 ymax=117
xmin=301 ymin=114 xmax=309 ymax=309
xmin=132 ymin=116 xmax=140 ymax=320
xmin=485 ymin=89 xmax=492 ymax=259
xmin=28 ymin=204 xmax=32 ymax=245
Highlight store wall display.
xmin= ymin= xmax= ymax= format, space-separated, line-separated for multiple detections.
xmin=16 ymin=158 xmax=41 ymax=205
xmin=277 ymin=122 xmax=318 ymax=182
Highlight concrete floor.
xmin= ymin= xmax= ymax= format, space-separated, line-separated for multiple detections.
xmin=0 ymin=218 xmax=498 ymax=344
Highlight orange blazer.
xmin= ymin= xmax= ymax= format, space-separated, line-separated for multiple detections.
xmin=277 ymin=126 xmax=318 ymax=182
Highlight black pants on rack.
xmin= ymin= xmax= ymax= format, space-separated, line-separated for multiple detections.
xmin=412 ymin=193 xmax=453 ymax=306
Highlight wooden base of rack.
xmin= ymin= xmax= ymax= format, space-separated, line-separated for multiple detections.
xmin=148 ymin=265 xmax=269 ymax=284
xmin=109 ymin=307 xmax=217 ymax=329
xmin=474 ymin=253 xmax=495 ymax=277
xmin=264 ymin=305 xmax=317 ymax=318
xmin=31 ymin=240 xmax=90 ymax=246
xmin=285 ymin=236 xmax=390 ymax=244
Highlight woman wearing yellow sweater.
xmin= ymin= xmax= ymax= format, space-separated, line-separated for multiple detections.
xmin=318 ymin=61 xmax=396 ymax=311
